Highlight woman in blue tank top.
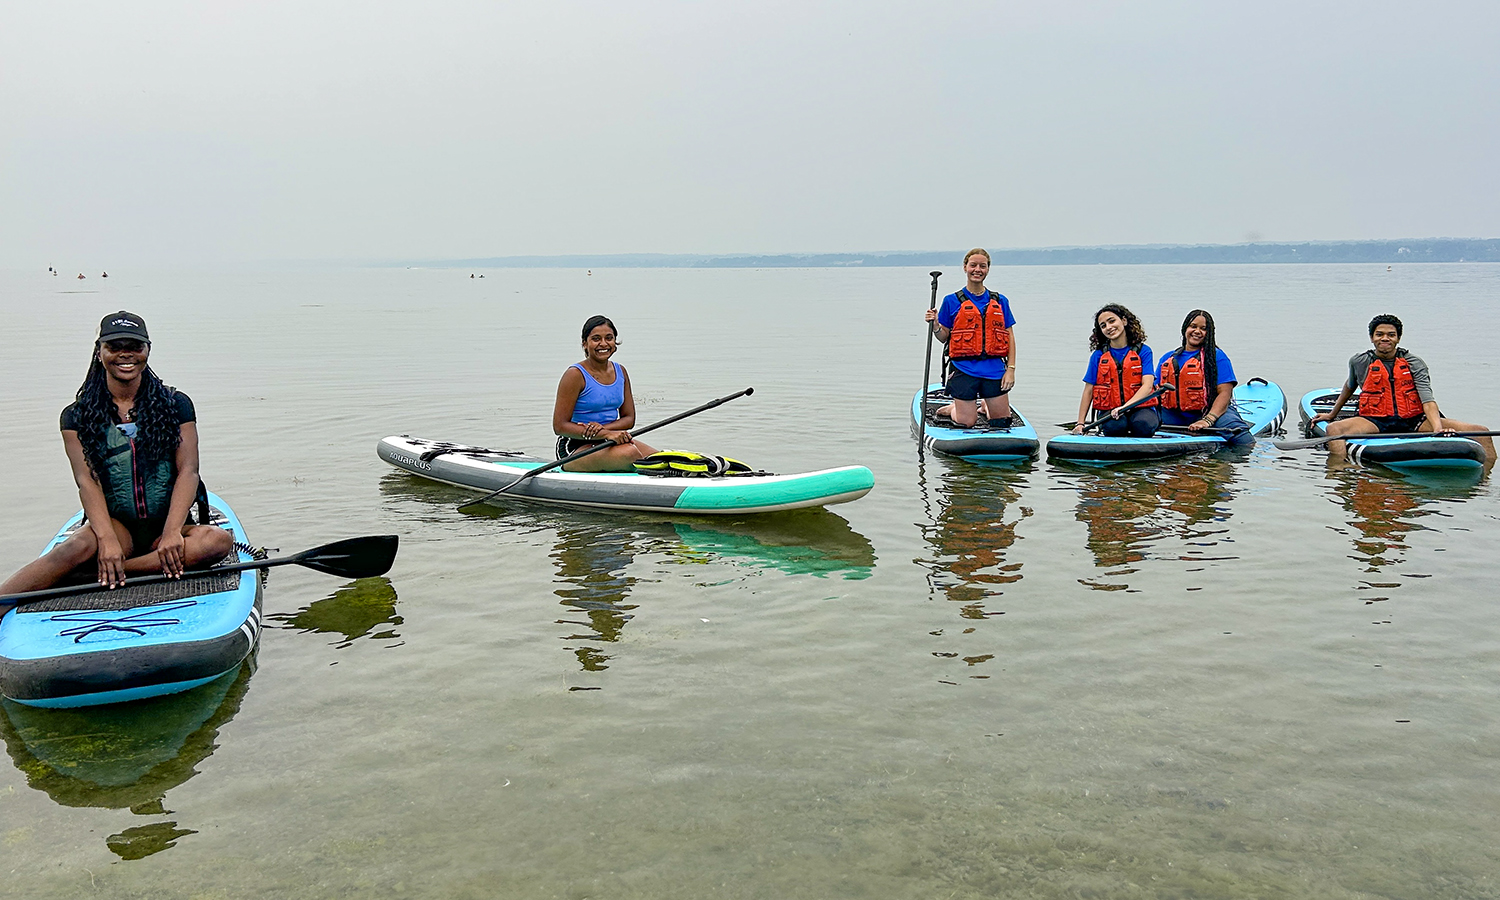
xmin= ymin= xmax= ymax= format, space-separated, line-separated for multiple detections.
xmin=551 ymin=315 xmax=657 ymax=471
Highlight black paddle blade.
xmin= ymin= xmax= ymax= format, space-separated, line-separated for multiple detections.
xmin=292 ymin=535 xmax=400 ymax=578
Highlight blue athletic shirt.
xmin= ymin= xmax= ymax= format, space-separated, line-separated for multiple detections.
xmin=936 ymin=287 xmax=1016 ymax=379
xmin=1083 ymin=345 xmax=1155 ymax=385
xmin=1155 ymin=347 xmax=1236 ymax=386
xmin=570 ymin=363 xmax=626 ymax=424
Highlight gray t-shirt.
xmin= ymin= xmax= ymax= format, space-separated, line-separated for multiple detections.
xmin=1345 ymin=349 xmax=1434 ymax=404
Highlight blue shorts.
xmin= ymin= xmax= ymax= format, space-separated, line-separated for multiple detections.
xmin=946 ymin=370 xmax=1009 ymax=401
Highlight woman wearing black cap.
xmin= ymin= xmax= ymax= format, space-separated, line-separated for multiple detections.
xmin=0 ymin=311 xmax=232 ymax=593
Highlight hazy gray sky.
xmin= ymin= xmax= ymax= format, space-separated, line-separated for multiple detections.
xmin=3 ymin=1 xmax=1497 ymax=265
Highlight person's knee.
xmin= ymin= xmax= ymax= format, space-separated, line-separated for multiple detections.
xmin=190 ymin=526 xmax=234 ymax=562
xmin=53 ymin=530 xmax=99 ymax=567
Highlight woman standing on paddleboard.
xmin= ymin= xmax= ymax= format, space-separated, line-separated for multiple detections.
xmin=923 ymin=248 xmax=1017 ymax=428
xmin=0 ymin=311 xmax=232 ymax=594
xmin=1072 ymin=304 xmax=1161 ymax=438
xmin=552 ymin=315 xmax=657 ymax=472
xmin=1155 ymin=309 xmax=1252 ymax=445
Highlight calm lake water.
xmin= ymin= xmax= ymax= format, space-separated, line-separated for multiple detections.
xmin=1 ymin=263 xmax=1497 ymax=899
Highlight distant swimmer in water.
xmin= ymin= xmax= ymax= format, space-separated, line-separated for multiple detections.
xmin=102 ymin=272 xmax=109 ymax=278
xmin=588 ymin=270 xmax=593 ymax=276
xmin=552 ymin=315 xmax=658 ymax=472
xmin=77 ymin=273 xmax=85 ymax=279
xmin=470 ymin=274 xmax=475 ymax=279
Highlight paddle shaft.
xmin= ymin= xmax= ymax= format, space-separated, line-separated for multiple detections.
xmin=458 ymin=387 xmax=755 ymax=510
xmin=1273 ymin=429 xmax=1500 ymax=451
xmin=1078 ymin=384 xmax=1173 ymax=434
xmin=1 ymin=535 xmax=400 ymax=609
xmin=1053 ymin=421 xmax=1232 ymax=435
xmin=917 ymin=271 xmax=941 ymax=444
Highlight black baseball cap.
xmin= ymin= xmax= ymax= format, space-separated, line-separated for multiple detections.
xmin=97 ymin=311 xmax=150 ymax=344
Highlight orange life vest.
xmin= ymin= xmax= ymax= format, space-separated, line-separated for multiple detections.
xmin=1092 ymin=348 xmax=1155 ymax=411
xmin=1357 ymin=355 xmax=1423 ymax=419
xmin=1158 ymin=350 xmax=1210 ymax=413
xmin=947 ymin=292 xmax=1011 ymax=360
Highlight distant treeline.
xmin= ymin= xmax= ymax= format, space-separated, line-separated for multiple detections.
xmin=420 ymin=238 xmax=1500 ymax=269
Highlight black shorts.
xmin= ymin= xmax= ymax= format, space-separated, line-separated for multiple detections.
xmin=946 ymin=370 xmax=1010 ymax=401
xmin=1367 ymin=414 xmax=1424 ymax=434
xmin=556 ymin=436 xmax=611 ymax=459
xmin=121 ymin=518 xmax=167 ymax=555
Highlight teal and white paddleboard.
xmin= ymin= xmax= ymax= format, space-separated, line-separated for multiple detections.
xmin=379 ymin=435 xmax=874 ymax=515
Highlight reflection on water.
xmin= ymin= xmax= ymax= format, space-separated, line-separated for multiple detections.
xmin=551 ymin=518 xmax=647 ymax=678
xmin=267 ymin=577 xmax=403 ymax=648
xmin=918 ymin=458 xmax=1029 ymax=606
xmin=916 ymin=458 xmax=1032 ymax=682
xmin=1059 ymin=454 xmax=1242 ymax=583
xmin=379 ymin=472 xmax=875 ymax=683
xmin=672 ymin=510 xmax=875 ymax=581
xmin=0 ymin=658 xmax=255 ymax=859
xmin=1322 ymin=463 xmax=1486 ymax=572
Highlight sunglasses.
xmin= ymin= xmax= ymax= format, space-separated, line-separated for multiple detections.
xmin=103 ymin=339 xmax=148 ymax=353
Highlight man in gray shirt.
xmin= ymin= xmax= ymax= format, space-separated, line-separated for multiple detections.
xmin=1312 ymin=314 xmax=1493 ymax=459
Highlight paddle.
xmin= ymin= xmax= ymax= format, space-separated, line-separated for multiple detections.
xmin=1068 ymin=384 xmax=1174 ymax=434
xmin=1053 ymin=421 xmax=1235 ymax=436
xmin=0 ymin=535 xmax=400 ymax=609
xmin=457 ymin=387 xmax=755 ymax=511
xmin=1273 ymin=430 xmax=1500 ymax=451
xmin=917 ymin=270 xmax=941 ymax=444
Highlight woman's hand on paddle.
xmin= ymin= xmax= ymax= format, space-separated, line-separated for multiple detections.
xmin=602 ymin=429 xmax=633 ymax=445
xmin=156 ymin=529 xmax=187 ymax=578
xmin=1109 ymin=405 xmax=1126 ymax=420
xmin=1187 ymin=416 xmax=1214 ymax=433
xmin=924 ymin=308 xmax=938 ymax=323
xmin=96 ymin=531 xmax=128 ymax=588
xmin=1071 ymin=423 xmax=1086 ymax=435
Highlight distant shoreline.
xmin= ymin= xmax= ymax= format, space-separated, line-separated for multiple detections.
xmin=408 ymin=238 xmax=1500 ymax=269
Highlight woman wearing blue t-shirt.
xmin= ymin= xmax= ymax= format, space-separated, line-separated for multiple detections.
xmin=1155 ymin=309 xmax=1252 ymax=444
xmin=923 ymin=248 xmax=1017 ymax=428
xmin=551 ymin=315 xmax=657 ymax=472
xmin=1072 ymin=304 xmax=1161 ymax=438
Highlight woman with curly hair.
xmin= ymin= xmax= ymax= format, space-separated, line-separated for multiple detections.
xmin=1071 ymin=304 xmax=1161 ymax=438
xmin=0 ymin=311 xmax=232 ymax=594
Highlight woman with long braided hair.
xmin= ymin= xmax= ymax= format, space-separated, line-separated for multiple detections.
xmin=0 ymin=311 xmax=232 ymax=594
xmin=1155 ymin=309 xmax=1252 ymax=444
